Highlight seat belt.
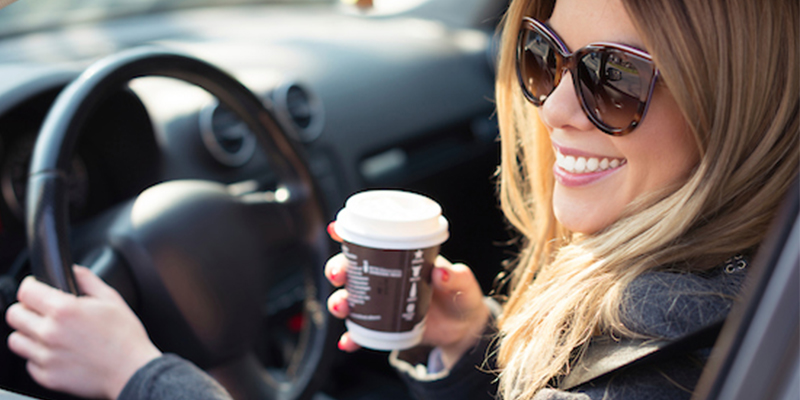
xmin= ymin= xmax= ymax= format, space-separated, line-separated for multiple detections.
xmin=560 ymin=319 xmax=725 ymax=390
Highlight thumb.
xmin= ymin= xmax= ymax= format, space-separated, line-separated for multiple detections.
xmin=73 ymin=266 xmax=124 ymax=304
xmin=432 ymin=259 xmax=484 ymax=313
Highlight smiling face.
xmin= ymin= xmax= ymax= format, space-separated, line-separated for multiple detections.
xmin=537 ymin=0 xmax=700 ymax=234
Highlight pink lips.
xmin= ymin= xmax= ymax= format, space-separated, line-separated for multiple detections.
xmin=552 ymin=144 xmax=626 ymax=187
xmin=553 ymin=163 xmax=623 ymax=187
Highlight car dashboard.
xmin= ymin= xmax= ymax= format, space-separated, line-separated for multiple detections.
xmin=0 ymin=2 xmax=508 ymax=399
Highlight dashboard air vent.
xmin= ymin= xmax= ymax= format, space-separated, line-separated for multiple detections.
xmin=199 ymin=102 xmax=257 ymax=167
xmin=271 ymin=81 xmax=324 ymax=142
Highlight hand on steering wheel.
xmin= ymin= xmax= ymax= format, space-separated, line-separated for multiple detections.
xmin=6 ymin=266 xmax=162 ymax=399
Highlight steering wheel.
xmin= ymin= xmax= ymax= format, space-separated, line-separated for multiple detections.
xmin=25 ymin=47 xmax=338 ymax=400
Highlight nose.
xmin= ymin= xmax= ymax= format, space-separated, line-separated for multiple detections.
xmin=538 ymin=71 xmax=594 ymax=132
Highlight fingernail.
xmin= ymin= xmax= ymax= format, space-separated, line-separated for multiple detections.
xmin=439 ymin=268 xmax=450 ymax=283
xmin=328 ymin=222 xmax=343 ymax=243
xmin=337 ymin=337 xmax=346 ymax=351
xmin=330 ymin=270 xmax=338 ymax=281
xmin=332 ymin=303 xmax=340 ymax=312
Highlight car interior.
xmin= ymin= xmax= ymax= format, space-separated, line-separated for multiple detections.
xmin=0 ymin=1 xmax=510 ymax=399
xmin=0 ymin=1 xmax=795 ymax=400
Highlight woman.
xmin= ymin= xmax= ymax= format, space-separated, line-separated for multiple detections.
xmin=329 ymin=0 xmax=798 ymax=398
xmin=6 ymin=0 xmax=798 ymax=399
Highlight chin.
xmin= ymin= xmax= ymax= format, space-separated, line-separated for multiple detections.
xmin=554 ymin=205 xmax=618 ymax=235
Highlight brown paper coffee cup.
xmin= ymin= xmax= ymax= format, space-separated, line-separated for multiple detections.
xmin=333 ymin=190 xmax=449 ymax=351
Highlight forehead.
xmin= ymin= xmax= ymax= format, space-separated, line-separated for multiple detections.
xmin=548 ymin=0 xmax=646 ymax=51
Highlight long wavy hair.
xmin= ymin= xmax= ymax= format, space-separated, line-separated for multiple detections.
xmin=493 ymin=0 xmax=799 ymax=398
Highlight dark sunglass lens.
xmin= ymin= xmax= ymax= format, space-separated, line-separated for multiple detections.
xmin=520 ymin=30 xmax=557 ymax=105
xmin=577 ymin=50 xmax=649 ymax=130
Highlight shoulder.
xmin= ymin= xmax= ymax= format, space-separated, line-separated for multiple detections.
xmin=620 ymin=255 xmax=748 ymax=339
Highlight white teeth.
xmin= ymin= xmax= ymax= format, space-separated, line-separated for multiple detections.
xmin=563 ymin=156 xmax=576 ymax=172
xmin=575 ymin=157 xmax=586 ymax=173
xmin=586 ymin=158 xmax=599 ymax=172
xmin=555 ymin=150 xmax=625 ymax=174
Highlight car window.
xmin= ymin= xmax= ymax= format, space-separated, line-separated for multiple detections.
xmin=0 ymin=0 xmax=331 ymax=37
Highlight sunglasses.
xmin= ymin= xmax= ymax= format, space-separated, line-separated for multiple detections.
xmin=516 ymin=17 xmax=659 ymax=135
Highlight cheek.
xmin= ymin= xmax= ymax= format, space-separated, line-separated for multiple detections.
xmin=621 ymin=97 xmax=699 ymax=195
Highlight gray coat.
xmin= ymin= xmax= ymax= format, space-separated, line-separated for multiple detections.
xmin=118 ymin=258 xmax=746 ymax=400
xmin=391 ymin=258 xmax=747 ymax=400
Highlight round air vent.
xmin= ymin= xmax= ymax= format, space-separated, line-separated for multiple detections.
xmin=271 ymin=81 xmax=325 ymax=143
xmin=199 ymin=101 xmax=257 ymax=167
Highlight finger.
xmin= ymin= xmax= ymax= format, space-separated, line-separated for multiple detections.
xmin=16 ymin=276 xmax=75 ymax=316
xmin=434 ymin=255 xmax=454 ymax=270
xmin=72 ymin=266 xmax=123 ymax=303
xmin=26 ymin=361 xmax=56 ymax=392
xmin=327 ymin=221 xmax=343 ymax=243
xmin=5 ymin=303 xmax=47 ymax=340
xmin=432 ymin=262 xmax=484 ymax=312
xmin=433 ymin=262 xmax=480 ymax=295
xmin=337 ymin=332 xmax=360 ymax=352
xmin=324 ymin=253 xmax=348 ymax=287
xmin=431 ymin=256 xmax=453 ymax=287
xmin=7 ymin=331 xmax=48 ymax=365
xmin=326 ymin=288 xmax=349 ymax=319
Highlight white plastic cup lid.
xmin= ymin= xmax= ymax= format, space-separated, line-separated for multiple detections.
xmin=334 ymin=190 xmax=449 ymax=250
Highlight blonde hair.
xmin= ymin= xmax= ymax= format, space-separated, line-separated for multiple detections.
xmin=493 ymin=0 xmax=799 ymax=398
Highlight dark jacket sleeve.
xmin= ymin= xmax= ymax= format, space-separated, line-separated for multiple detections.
xmin=390 ymin=297 xmax=502 ymax=400
xmin=118 ymin=354 xmax=232 ymax=400
xmin=391 ymin=329 xmax=499 ymax=400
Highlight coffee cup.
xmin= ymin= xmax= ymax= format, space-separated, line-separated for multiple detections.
xmin=333 ymin=190 xmax=449 ymax=351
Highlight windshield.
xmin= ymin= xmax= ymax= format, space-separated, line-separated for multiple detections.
xmin=0 ymin=0 xmax=328 ymax=37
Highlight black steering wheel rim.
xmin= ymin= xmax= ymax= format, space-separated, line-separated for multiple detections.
xmin=25 ymin=46 xmax=336 ymax=400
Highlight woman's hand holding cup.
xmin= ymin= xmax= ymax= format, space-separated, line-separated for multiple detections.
xmin=325 ymin=190 xmax=490 ymax=369
xmin=325 ymin=253 xmax=490 ymax=369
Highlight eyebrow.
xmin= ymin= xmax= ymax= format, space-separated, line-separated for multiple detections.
xmin=543 ymin=20 xmax=650 ymax=54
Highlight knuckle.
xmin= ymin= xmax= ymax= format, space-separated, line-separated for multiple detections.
xmin=39 ymin=323 xmax=62 ymax=347
xmin=49 ymin=299 xmax=75 ymax=322
xmin=38 ymin=349 xmax=54 ymax=366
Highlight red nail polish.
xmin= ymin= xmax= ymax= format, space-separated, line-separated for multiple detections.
xmin=330 ymin=270 xmax=338 ymax=281
xmin=332 ymin=303 xmax=340 ymax=312
xmin=439 ymin=268 xmax=450 ymax=283
xmin=337 ymin=339 xmax=346 ymax=351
